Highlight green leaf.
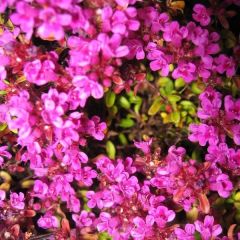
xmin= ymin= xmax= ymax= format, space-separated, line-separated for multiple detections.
xmin=118 ymin=133 xmax=128 ymax=145
xmin=148 ymin=97 xmax=162 ymax=116
xmin=180 ymin=100 xmax=195 ymax=110
xmin=105 ymin=91 xmax=116 ymax=108
xmin=0 ymin=90 xmax=7 ymax=95
xmin=175 ymin=78 xmax=185 ymax=89
xmin=118 ymin=96 xmax=131 ymax=109
xmin=191 ymin=82 xmax=203 ymax=94
xmin=167 ymin=94 xmax=181 ymax=103
xmin=0 ymin=123 xmax=7 ymax=131
xmin=119 ymin=118 xmax=135 ymax=128
xmin=106 ymin=140 xmax=116 ymax=159
xmin=146 ymin=72 xmax=154 ymax=81
xmin=98 ymin=232 xmax=112 ymax=240
xmin=170 ymin=111 xmax=180 ymax=124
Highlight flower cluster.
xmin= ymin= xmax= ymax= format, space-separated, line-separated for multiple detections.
xmin=0 ymin=0 xmax=239 ymax=239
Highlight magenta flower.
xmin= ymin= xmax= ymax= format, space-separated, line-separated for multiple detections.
xmin=0 ymin=146 xmax=12 ymax=166
xmin=125 ymin=39 xmax=145 ymax=60
xmin=10 ymin=1 xmax=38 ymax=39
xmin=87 ymin=191 xmax=104 ymax=209
xmin=134 ymin=138 xmax=152 ymax=154
xmin=37 ymin=8 xmax=72 ymax=40
xmin=151 ymin=12 xmax=170 ymax=33
xmin=224 ymin=95 xmax=240 ymax=121
xmin=97 ymin=33 xmax=129 ymax=59
xmin=189 ymin=124 xmax=219 ymax=146
xmin=205 ymin=143 xmax=229 ymax=165
xmin=197 ymin=55 xmax=213 ymax=79
xmin=24 ymin=59 xmax=57 ymax=86
xmin=214 ymin=54 xmax=236 ymax=77
xmin=96 ymin=212 xmax=119 ymax=232
xmin=10 ymin=192 xmax=25 ymax=210
xmin=0 ymin=190 xmax=6 ymax=205
xmin=72 ymin=75 xmax=104 ymax=105
xmin=89 ymin=116 xmax=107 ymax=141
xmin=192 ymin=4 xmax=211 ymax=26
xmin=67 ymin=195 xmax=81 ymax=213
xmin=163 ymin=21 xmax=188 ymax=47
xmin=131 ymin=216 xmax=154 ymax=240
xmin=186 ymin=22 xmax=208 ymax=46
xmin=210 ymin=174 xmax=233 ymax=198
xmin=175 ymin=224 xmax=196 ymax=240
xmin=197 ymin=87 xmax=222 ymax=119
xmin=72 ymin=210 xmax=94 ymax=228
xmin=76 ymin=167 xmax=97 ymax=186
xmin=172 ymin=62 xmax=196 ymax=83
xmin=149 ymin=206 xmax=175 ymax=228
xmin=231 ymin=124 xmax=240 ymax=145
xmin=41 ymin=88 xmax=68 ymax=128
xmin=194 ymin=215 xmax=222 ymax=240
xmin=33 ymin=180 xmax=48 ymax=199
xmin=38 ymin=213 xmax=59 ymax=229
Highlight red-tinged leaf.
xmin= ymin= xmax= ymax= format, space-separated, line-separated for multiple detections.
xmin=16 ymin=166 xmax=25 ymax=172
xmin=134 ymin=82 xmax=144 ymax=95
xmin=173 ymin=187 xmax=185 ymax=202
xmin=135 ymin=73 xmax=146 ymax=82
xmin=112 ymin=75 xmax=123 ymax=85
xmin=226 ymin=10 xmax=237 ymax=18
xmin=10 ymin=224 xmax=20 ymax=237
xmin=24 ymin=210 xmax=36 ymax=217
xmin=198 ymin=193 xmax=210 ymax=214
xmin=61 ymin=218 xmax=70 ymax=234
xmin=227 ymin=224 xmax=236 ymax=240
xmin=218 ymin=15 xmax=229 ymax=29
xmin=202 ymin=161 xmax=212 ymax=171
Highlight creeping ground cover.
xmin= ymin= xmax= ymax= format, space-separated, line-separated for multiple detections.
xmin=0 ymin=0 xmax=240 ymax=239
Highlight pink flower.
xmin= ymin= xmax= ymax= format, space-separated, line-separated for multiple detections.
xmin=175 ymin=224 xmax=196 ymax=240
xmin=163 ymin=21 xmax=188 ymax=47
xmin=224 ymin=95 xmax=240 ymax=121
xmin=41 ymin=88 xmax=68 ymax=128
xmin=192 ymin=4 xmax=211 ymax=26
xmin=67 ymin=195 xmax=81 ymax=213
xmin=197 ymin=87 xmax=222 ymax=120
xmin=96 ymin=212 xmax=119 ymax=232
xmin=24 ymin=59 xmax=57 ymax=85
xmin=10 ymin=2 xmax=38 ymax=39
xmin=33 ymin=180 xmax=48 ymax=199
xmin=194 ymin=215 xmax=222 ymax=240
xmin=37 ymin=8 xmax=72 ymax=40
xmin=72 ymin=210 xmax=94 ymax=228
xmin=38 ymin=213 xmax=59 ymax=229
xmin=89 ymin=116 xmax=107 ymax=141
xmin=209 ymin=174 xmax=233 ymax=198
xmin=125 ymin=39 xmax=145 ymax=60
xmin=172 ymin=62 xmax=196 ymax=83
xmin=72 ymin=75 xmax=104 ymax=107
xmin=0 ymin=190 xmax=6 ymax=201
xmin=151 ymin=12 xmax=170 ymax=33
xmin=134 ymin=138 xmax=152 ymax=154
xmin=149 ymin=206 xmax=175 ymax=228
xmin=214 ymin=54 xmax=236 ymax=77
xmin=188 ymin=124 xmax=219 ymax=146
xmin=0 ymin=146 xmax=12 ymax=166
xmin=10 ymin=192 xmax=25 ymax=210
xmin=131 ymin=216 xmax=154 ymax=240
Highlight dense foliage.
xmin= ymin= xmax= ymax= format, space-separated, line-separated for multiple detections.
xmin=0 ymin=0 xmax=239 ymax=239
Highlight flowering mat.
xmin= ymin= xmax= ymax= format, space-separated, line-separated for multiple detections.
xmin=0 ymin=0 xmax=240 ymax=239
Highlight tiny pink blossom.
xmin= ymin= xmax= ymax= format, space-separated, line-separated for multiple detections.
xmin=38 ymin=213 xmax=59 ymax=229
xmin=10 ymin=192 xmax=25 ymax=210
xmin=192 ymin=4 xmax=211 ymax=26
